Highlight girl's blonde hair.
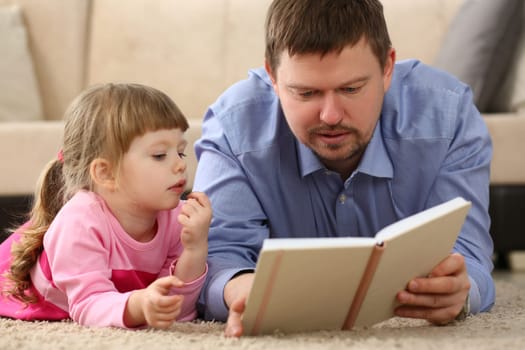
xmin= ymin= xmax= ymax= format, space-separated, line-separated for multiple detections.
xmin=4 ymin=83 xmax=188 ymax=303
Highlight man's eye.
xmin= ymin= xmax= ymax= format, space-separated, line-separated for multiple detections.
xmin=299 ymin=91 xmax=315 ymax=98
xmin=341 ymin=86 xmax=360 ymax=94
xmin=152 ymin=154 xmax=167 ymax=160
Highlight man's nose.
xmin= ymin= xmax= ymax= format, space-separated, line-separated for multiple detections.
xmin=319 ymin=93 xmax=344 ymax=125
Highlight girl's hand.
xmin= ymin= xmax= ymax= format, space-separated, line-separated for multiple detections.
xmin=125 ymin=276 xmax=184 ymax=329
xmin=175 ymin=192 xmax=211 ymax=281
xmin=178 ymin=192 xmax=212 ymax=252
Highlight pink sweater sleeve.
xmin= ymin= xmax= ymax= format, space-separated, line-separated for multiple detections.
xmin=168 ymin=261 xmax=208 ymax=321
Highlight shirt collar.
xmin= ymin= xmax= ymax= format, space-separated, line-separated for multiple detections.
xmin=297 ymin=120 xmax=393 ymax=179
xmin=358 ymin=120 xmax=393 ymax=178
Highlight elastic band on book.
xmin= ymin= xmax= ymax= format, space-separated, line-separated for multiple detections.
xmin=251 ymin=250 xmax=284 ymax=335
xmin=343 ymin=242 xmax=385 ymax=330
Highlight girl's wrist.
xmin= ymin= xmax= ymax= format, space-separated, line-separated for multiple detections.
xmin=173 ymin=249 xmax=208 ymax=282
xmin=182 ymin=238 xmax=208 ymax=254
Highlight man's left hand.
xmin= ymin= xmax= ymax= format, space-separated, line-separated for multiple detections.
xmin=394 ymin=253 xmax=470 ymax=324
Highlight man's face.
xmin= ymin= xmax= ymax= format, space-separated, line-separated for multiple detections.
xmin=267 ymin=38 xmax=394 ymax=176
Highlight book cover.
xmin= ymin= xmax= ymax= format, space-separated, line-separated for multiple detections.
xmin=241 ymin=197 xmax=472 ymax=335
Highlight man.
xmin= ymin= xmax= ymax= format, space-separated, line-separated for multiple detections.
xmin=194 ymin=0 xmax=495 ymax=337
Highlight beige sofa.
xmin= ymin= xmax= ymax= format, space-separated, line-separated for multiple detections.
xmin=1 ymin=0 xmax=524 ymax=263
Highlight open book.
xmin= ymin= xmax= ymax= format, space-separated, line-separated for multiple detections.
xmin=241 ymin=197 xmax=472 ymax=335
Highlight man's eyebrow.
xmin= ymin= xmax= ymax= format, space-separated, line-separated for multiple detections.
xmin=340 ymin=75 xmax=370 ymax=85
xmin=286 ymin=75 xmax=370 ymax=90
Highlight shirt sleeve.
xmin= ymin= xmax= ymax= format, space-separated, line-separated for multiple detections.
xmin=194 ymin=110 xmax=268 ymax=321
xmin=426 ymin=86 xmax=495 ymax=314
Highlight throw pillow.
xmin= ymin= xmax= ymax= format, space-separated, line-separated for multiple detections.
xmin=0 ymin=5 xmax=43 ymax=121
xmin=433 ymin=0 xmax=523 ymax=112
xmin=490 ymin=7 xmax=525 ymax=113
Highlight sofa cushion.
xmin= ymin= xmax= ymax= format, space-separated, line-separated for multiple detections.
xmin=433 ymin=0 xmax=523 ymax=112
xmin=0 ymin=5 xmax=42 ymax=121
xmin=3 ymin=0 xmax=92 ymax=121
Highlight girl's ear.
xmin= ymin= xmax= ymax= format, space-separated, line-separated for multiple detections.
xmin=90 ymin=158 xmax=116 ymax=191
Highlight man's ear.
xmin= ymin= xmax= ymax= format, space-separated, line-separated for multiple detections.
xmin=90 ymin=158 xmax=116 ymax=191
xmin=382 ymin=48 xmax=396 ymax=92
xmin=264 ymin=60 xmax=278 ymax=92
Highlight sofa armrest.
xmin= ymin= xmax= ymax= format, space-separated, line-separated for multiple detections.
xmin=0 ymin=121 xmax=63 ymax=196
xmin=483 ymin=114 xmax=525 ymax=185
xmin=0 ymin=118 xmax=202 ymax=196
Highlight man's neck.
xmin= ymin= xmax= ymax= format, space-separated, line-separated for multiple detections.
xmin=322 ymin=156 xmax=361 ymax=181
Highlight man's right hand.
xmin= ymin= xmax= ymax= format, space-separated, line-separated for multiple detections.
xmin=223 ymin=272 xmax=254 ymax=337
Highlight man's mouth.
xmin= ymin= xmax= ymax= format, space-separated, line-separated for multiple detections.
xmin=316 ymin=130 xmax=350 ymax=144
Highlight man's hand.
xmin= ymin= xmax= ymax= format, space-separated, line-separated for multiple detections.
xmin=224 ymin=273 xmax=254 ymax=337
xmin=395 ymin=253 xmax=471 ymax=324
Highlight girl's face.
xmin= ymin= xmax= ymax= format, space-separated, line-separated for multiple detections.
xmin=117 ymin=128 xmax=188 ymax=213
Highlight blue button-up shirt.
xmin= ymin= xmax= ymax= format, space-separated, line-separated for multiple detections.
xmin=194 ymin=59 xmax=495 ymax=322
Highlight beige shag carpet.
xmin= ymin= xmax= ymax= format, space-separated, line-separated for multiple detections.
xmin=1 ymin=273 xmax=524 ymax=350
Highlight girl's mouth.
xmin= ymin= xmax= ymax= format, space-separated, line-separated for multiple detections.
xmin=169 ymin=179 xmax=186 ymax=193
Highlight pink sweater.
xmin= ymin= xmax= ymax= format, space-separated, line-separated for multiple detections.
xmin=0 ymin=191 xmax=206 ymax=328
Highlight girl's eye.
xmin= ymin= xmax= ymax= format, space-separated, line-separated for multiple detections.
xmin=152 ymin=154 xmax=167 ymax=161
xmin=178 ymin=152 xmax=187 ymax=159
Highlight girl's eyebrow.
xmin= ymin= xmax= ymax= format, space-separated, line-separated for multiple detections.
xmin=148 ymin=138 xmax=187 ymax=149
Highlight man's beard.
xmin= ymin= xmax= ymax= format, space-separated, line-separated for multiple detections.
xmin=307 ymin=125 xmax=367 ymax=162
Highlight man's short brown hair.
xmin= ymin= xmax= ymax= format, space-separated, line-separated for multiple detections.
xmin=265 ymin=0 xmax=392 ymax=74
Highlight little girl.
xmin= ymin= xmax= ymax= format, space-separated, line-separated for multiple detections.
xmin=0 ymin=83 xmax=211 ymax=329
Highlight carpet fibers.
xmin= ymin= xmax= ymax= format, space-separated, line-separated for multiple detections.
xmin=1 ymin=274 xmax=524 ymax=350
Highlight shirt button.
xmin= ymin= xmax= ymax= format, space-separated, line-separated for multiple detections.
xmin=339 ymin=194 xmax=346 ymax=204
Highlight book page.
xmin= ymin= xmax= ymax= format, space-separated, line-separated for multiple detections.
xmin=355 ymin=197 xmax=471 ymax=327
xmin=242 ymin=239 xmax=376 ymax=335
xmin=374 ymin=197 xmax=470 ymax=242
xmin=261 ymin=236 xmax=377 ymax=250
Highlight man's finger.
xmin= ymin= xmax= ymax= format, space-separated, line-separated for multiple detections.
xmin=225 ymin=297 xmax=246 ymax=337
xmin=407 ymin=275 xmax=463 ymax=294
xmin=429 ymin=253 xmax=465 ymax=277
xmin=397 ymin=289 xmax=462 ymax=308
xmin=395 ymin=304 xmax=460 ymax=324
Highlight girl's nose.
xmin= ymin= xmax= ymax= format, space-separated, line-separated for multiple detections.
xmin=173 ymin=157 xmax=187 ymax=173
